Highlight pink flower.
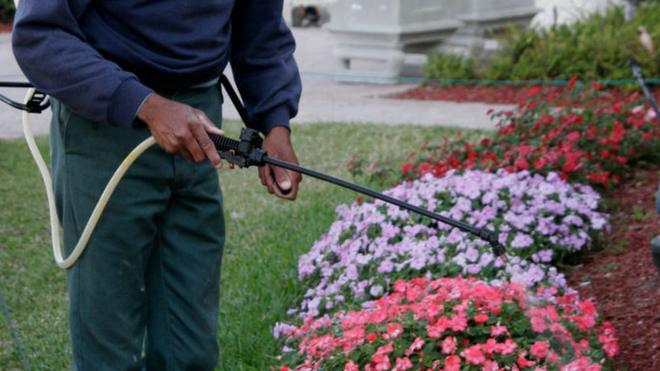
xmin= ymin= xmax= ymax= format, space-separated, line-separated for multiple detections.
xmin=546 ymin=351 xmax=560 ymax=363
xmin=344 ymin=361 xmax=359 ymax=371
xmin=427 ymin=316 xmax=449 ymax=339
xmin=405 ymin=337 xmax=425 ymax=356
xmin=386 ymin=323 xmax=404 ymax=339
xmin=482 ymin=360 xmax=499 ymax=371
xmin=561 ymin=357 xmax=601 ymax=371
xmin=393 ymin=357 xmax=414 ymax=371
xmin=449 ymin=313 xmax=468 ymax=332
xmin=375 ymin=342 xmax=394 ymax=356
xmin=441 ymin=336 xmax=457 ymax=354
xmin=530 ymin=315 xmax=547 ymax=333
xmin=444 ymin=355 xmax=461 ymax=371
xmin=530 ymin=340 xmax=550 ymax=359
xmin=599 ymin=333 xmax=619 ymax=358
xmin=481 ymin=338 xmax=498 ymax=356
xmin=499 ymin=338 xmax=517 ymax=355
xmin=490 ymin=325 xmax=508 ymax=337
xmin=463 ymin=345 xmax=486 ymax=365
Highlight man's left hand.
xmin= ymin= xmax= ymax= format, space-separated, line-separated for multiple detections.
xmin=259 ymin=126 xmax=302 ymax=201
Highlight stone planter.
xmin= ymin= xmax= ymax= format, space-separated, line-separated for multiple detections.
xmin=325 ymin=0 xmax=463 ymax=83
xmin=326 ymin=0 xmax=537 ymax=83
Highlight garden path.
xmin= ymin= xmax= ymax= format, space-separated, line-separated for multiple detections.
xmin=0 ymin=29 xmax=513 ymax=140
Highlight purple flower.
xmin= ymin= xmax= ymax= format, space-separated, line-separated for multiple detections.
xmin=288 ymin=170 xmax=608 ymax=319
xmin=369 ymin=285 xmax=384 ymax=297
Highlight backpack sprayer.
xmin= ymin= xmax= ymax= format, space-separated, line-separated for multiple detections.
xmin=0 ymin=76 xmax=507 ymax=271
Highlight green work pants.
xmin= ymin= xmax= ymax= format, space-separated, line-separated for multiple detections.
xmin=50 ymin=85 xmax=225 ymax=371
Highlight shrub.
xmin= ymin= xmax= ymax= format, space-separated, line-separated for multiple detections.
xmin=277 ymin=277 xmax=618 ymax=370
xmin=0 ymin=0 xmax=15 ymax=24
xmin=292 ymin=170 xmax=607 ymax=319
xmin=424 ymin=54 xmax=476 ymax=81
xmin=426 ymin=5 xmax=660 ymax=82
xmin=401 ymin=82 xmax=660 ymax=188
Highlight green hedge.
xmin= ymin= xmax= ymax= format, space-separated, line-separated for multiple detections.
xmin=0 ymin=0 xmax=15 ymax=24
xmin=426 ymin=5 xmax=660 ymax=82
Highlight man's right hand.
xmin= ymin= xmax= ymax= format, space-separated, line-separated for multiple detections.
xmin=137 ymin=93 xmax=224 ymax=168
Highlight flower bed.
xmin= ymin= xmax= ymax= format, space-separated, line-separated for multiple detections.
xmin=278 ymin=277 xmax=618 ymax=370
xmin=401 ymin=82 xmax=660 ymax=188
xmin=293 ymin=170 xmax=608 ymax=319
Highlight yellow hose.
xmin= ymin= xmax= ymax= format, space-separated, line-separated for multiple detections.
xmin=22 ymin=89 xmax=157 ymax=269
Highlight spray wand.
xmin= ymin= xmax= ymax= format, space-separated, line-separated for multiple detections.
xmin=212 ymin=76 xmax=507 ymax=257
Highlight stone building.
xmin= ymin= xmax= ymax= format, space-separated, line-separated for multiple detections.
xmin=284 ymin=0 xmax=632 ymax=82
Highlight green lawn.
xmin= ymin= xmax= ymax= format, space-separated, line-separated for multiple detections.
xmin=0 ymin=121 xmax=477 ymax=370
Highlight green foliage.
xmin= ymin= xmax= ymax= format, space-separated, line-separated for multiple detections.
xmin=424 ymin=53 xmax=476 ymax=81
xmin=426 ymin=5 xmax=660 ymax=81
xmin=0 ymin=0 xmax=15 ymax=24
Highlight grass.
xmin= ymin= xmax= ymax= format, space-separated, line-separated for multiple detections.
xmin=0 ymin=121 xmax=473 ymax=370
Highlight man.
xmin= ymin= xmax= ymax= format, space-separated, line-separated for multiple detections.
xmin=12 ymin=1 xmax=302 ymax=370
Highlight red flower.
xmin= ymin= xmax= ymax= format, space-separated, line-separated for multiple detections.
xmin=566 ymin=131 xmax=581 ymax=142
xmin=528 ymin=86 xmax=542 ymax=97
xmin=473 ymin=314 xmax=489 ymax=324
xmin=609 ymin=121 xmax=625 ymax=144
xmin=517 ymin=354 xmax=536 ymax=368
xmin=615 ymin=156 xmax=628 ymax=164
xmin=534 ymin=157 xmax=549 ymax=170
xmin=401 ymin=163 xmax=415 ymax=174
xmin=366 ymin=333 xmax=378 ymax=342
xmin=417 ymin=162 xmax=433 ymax=176
xmin=514 ymin=157 xmax=530 ymax=171
xmin=587 ymin=172 xmax=609 ymax=185
xmin=567 ymin=76 xmax=578 ymax=91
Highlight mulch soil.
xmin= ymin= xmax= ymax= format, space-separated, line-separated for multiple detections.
xmin=0 ymin=22 xmax=11 ymax=33
xmin=567 ymin=168 xmax=659 ymax=371
xmin=393 ymin=84 xmax=660 ymax=106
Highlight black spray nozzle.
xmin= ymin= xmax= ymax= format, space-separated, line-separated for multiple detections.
xmin=209 ymin=128 xmax=266 ymax=168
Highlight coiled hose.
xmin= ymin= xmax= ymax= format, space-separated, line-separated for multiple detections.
xmin=22 ymin=88 xmax=157 ymax=269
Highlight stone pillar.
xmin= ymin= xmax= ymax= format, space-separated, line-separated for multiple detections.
xmin=326 ymin=0 xmax=462 ymax=83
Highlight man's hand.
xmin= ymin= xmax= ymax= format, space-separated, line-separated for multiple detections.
xmin=259 ymin=126 xmax=302 ymax=201
xmin=137 ymin=93 xmax=224 ymax=168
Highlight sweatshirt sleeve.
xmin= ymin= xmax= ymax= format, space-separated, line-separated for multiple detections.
xmin=11 ymin=0 xmax=153 ymax=127
xmin=229 ymin=0 xmax=302 ymax=135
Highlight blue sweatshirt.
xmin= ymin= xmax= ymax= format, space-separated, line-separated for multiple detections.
xmin=12 ymin=0 xmax=301 ymax=134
